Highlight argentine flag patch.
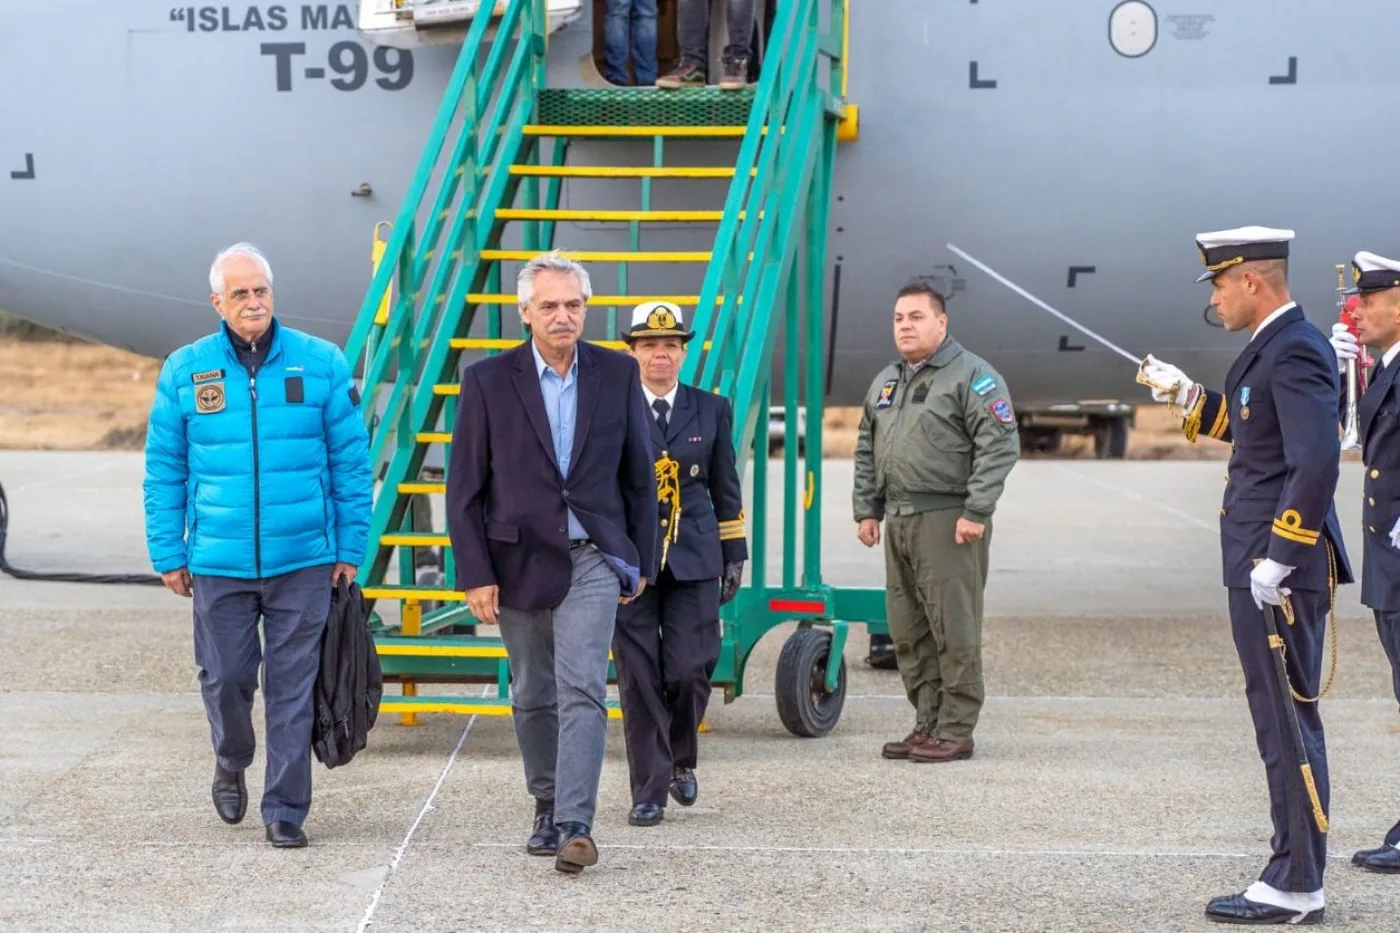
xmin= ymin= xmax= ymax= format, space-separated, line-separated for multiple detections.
xmin=971 ymin=374 xmax=997 ymax=396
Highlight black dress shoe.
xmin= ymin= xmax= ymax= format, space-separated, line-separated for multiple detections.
xmin=212 ymin=764 xmax=246 ymax=825
xmin=1355 ymin=845 xmax=1400 ymax=874
xmin=670 ymin=767 xmax=698 ymax=807
xmin=527 ymin=811 xmax=560 ymax=856
xmin=554 ymin=821 xmax=598 ymax=874
xmin=1205 ymin=893 xmax=1323 ymax=925
xmin=265 ymin=820 xmax=307 ymax=848
xmin=629 ymin=803 xmax=664 ymax=826
xmin=1353 ymin=844 xmax=1389 ymax=865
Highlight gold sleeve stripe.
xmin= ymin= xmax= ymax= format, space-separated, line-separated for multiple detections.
xmin=719 ymin=527 xmax=747 ymax=541
xmin=1273 ymin=522 xmax=1320 ymax=545
xmin=1207 ymin=403 xmax=1229 ymax=439
xmin=1272 ymin=508 xmax=1320 ymax=545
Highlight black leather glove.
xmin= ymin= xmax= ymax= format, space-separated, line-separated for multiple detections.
xmin=719 ymin=560 xmax=744 ymax=605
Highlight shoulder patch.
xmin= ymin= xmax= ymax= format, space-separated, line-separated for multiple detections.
xmin=192 ymin=369 xmax=224 ymax=383
xmin=875 ymin=378 xmax=898 ymax=410
xmin=971 ymin=374 xmax=997 ymax=396
xmin=990 ymin=397 xmax=1015 ymax=424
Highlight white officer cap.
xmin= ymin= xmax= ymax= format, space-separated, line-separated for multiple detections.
xmin=621 ymin=300 xmax=693 ymax=344
xmin=1344 ymin=250 xmax=1400 ymax=295
xmin=1194 ymin=225 xmax=1295 ymax=283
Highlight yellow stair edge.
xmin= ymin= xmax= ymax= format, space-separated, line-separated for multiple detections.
xmin=496 ymin=208 xmax=754 ymax=223
xmin=399 ymin=482 xmax=446 ymax=495
xmin=380 ymin=699 xmax=623 ymax=719
xmin=467 ymin=293 xmax=702 ymax=305
xmin=523 ymin=124 xmax=746 ymax=138
xmin=363 ymin=585 xmax=465 ymax=601
xmin=481 ymin=249 xmax=712 ymax=262
xmin=378 ymin=644 xmax=507 ymax=658
xmin=509 ymin=165 xmax=741 ymax=178
xmin=382 ymin=532 xmax=451 ymax=547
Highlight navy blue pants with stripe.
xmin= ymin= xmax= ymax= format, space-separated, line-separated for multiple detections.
xmin=191 ymin=563 xmax=333 ymax=828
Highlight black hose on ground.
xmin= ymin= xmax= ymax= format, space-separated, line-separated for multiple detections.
xmin=0 ymin=479 xmax=163 ymax=585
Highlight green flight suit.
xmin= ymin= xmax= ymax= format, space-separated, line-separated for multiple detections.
xmin=852 ymin=334 xmax=1021 ymax=740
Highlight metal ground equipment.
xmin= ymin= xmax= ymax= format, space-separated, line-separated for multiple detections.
xmin=344 ymin=0 xmax=882 ymax=737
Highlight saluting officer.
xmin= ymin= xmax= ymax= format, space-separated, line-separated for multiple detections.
xmin=612 ymin=300 xmax=748 ymax=827
xmin=1329 ymin=250 xmax=1400 ymax=875
xmin=1139 ymin=226 xmax=1354 ymax=925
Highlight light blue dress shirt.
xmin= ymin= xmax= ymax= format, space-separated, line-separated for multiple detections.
xmin=532 ymin=340 xmax=588 ymax=541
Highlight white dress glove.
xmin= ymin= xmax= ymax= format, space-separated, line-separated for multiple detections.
xmin=1330 ymin=322 xmax=1359 ymax=364
xmin=1250 ymin=558 xmax=1294 ymax=610
xmin=1141 ymin=354 xmax=1197 ymax=409
xmin=1389 ymin=515 xmax=1400 ymax=551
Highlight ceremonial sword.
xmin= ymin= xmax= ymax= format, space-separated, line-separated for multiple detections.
xmin=945 ymin=243 xmax=1180 ymax=399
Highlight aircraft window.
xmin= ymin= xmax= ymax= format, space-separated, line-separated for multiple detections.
xmin=590 ymin=0 xmax=773 ymax=87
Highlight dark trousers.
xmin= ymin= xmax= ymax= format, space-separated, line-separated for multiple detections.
xmin=678 ymin=0 xmax=756 ymax=69
xmin=192 ymin=563 xmax=333 ymax=827
xmin=1228 ymin=587 xmax=1330 ymax=894
xmin=612 ymin=567 xmax=721 ymax=807
xmin=602 ymin=0 xmax=658 ymax=86
xmin=1373 ymin=609 xmax=1400 ymax=846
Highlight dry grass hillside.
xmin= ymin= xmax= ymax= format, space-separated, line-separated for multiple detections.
xmin=1 ymin=334 xmax=1226 ymax=459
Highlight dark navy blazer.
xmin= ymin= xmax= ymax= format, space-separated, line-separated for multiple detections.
xmin=1190 ymin=304 xmax=1354 ymax=592
xmin=648 ymin=383 xmax=748 ymax=582
xmin=1356 ymin=353 xmax=1400 ymax=610
xmin=445 ymin=339 xmax=659 ymax=611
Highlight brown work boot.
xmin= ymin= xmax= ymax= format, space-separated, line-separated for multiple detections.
xmin=657 ymin=61 xmax=706 ymax=89
xmin=910 ymin=737 xmax=975 ymax=763
xmin=719 ymin=56 xmax=749 ymax=90
xmin=881 ymin=729 xmax=932 ymax=760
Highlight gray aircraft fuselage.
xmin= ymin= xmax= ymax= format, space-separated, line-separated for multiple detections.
xmin=1 ymin=0 xmax=1390 ymax=420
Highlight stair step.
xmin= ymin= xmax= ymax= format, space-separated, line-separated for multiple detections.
xmin=378 ymin=636 xmax=508 ymax=658
xmin=415 ymin=432 xmax=454 ymax=445
xmin=495 ymin=208 xmax=733 ymax=223
xmin=467 ymin=292 xmax=702 ymax=305
xmin=363 ymin=584 xmax=464 ymax=601
xmin=509 ymin=165 xmax=738 ymax=179
xmin=399 ymin=482 xmax=447 ymax=495
xmin=524 ymin=123 xmax=745 ymax=138
xmin=382 ymin=531 xmax=451 ymax=547
xmin=380 ymin=694 xmax=623 ymax=718
xmin=481 ymin=249 xmax=712 ymax=262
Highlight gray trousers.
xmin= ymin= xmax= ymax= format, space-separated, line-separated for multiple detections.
xmin=191 ymin=563 xmax=333 ymax=827
xmin=678 ymin=0 xmax=755 ymax=68
xmin=497 ymin=545 xmax=622 ymax=828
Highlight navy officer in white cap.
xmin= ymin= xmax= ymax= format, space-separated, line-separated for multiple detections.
xmin=1139 ymin=225 xmax=1353 ymax=925
xmin=611 ymin=300 xmax=748 ymax=827
xmin=1329 ymin=249 xmax=1400 ymax=875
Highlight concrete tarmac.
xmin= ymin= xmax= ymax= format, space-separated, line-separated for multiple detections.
xmin=2 ymin=451 xmax=1400 ymax=931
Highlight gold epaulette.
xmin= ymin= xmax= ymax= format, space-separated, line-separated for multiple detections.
xmin=718 ymin=511 xmax=746 ymax=542
xmin=655 ymin=455 xmax=682 ymax=570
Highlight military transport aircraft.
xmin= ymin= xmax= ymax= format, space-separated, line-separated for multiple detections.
xmin=1 ymin=0 xmax=1389 ymax=457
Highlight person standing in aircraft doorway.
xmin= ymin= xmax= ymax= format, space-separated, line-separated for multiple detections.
xmin=852 ymin=281 xmax=1021 ymax=764
xmin=602 ymin=0 xmax=658 ymax=86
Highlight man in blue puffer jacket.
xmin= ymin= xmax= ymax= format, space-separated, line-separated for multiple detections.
xmin=142 ymin=242 xmax=373 ymax=849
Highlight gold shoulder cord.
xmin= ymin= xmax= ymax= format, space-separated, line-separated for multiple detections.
xmin=1267 ymin=537 xmax=1339 ymax=704
xmin=655 ymin=455 xmax=681 ymax=571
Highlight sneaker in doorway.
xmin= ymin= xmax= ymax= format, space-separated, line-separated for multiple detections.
xmin=719 ymin=56 xmax=749 ymax=90
xmin=657 ymin=62 xmax=706 ymax=89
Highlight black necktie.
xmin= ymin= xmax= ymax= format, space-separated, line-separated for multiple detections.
xmin=653 ymin=398 xmax=669 ymax=433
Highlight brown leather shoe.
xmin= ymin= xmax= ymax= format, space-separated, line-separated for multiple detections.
xmin=910 ymin=737 xmax=974 ymax=762
xmin=881 ymin=729 xmax=932 ymax=759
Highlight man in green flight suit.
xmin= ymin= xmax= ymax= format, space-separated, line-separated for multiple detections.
xmin=853 ymin=280 xmax=1022 ymax=763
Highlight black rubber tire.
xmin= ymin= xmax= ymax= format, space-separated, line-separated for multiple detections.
xmin=774 ymin=627 xmax=847 ymax=738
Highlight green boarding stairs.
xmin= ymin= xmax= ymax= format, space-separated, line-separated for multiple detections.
xmin=342 ymin=0 xmax=882 ymax=738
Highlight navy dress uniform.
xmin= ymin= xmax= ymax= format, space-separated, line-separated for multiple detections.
xmin=611 ymin=302 xmax=748 ymax=827
xmin=1140 ymin=226 xmax=1353 ymax=925
xmin=1330 ymin=249 xmax=1400 ymax=874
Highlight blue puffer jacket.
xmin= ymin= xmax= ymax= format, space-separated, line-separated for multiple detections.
xmin=143 ymin=319 xmax=374 ymax=580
